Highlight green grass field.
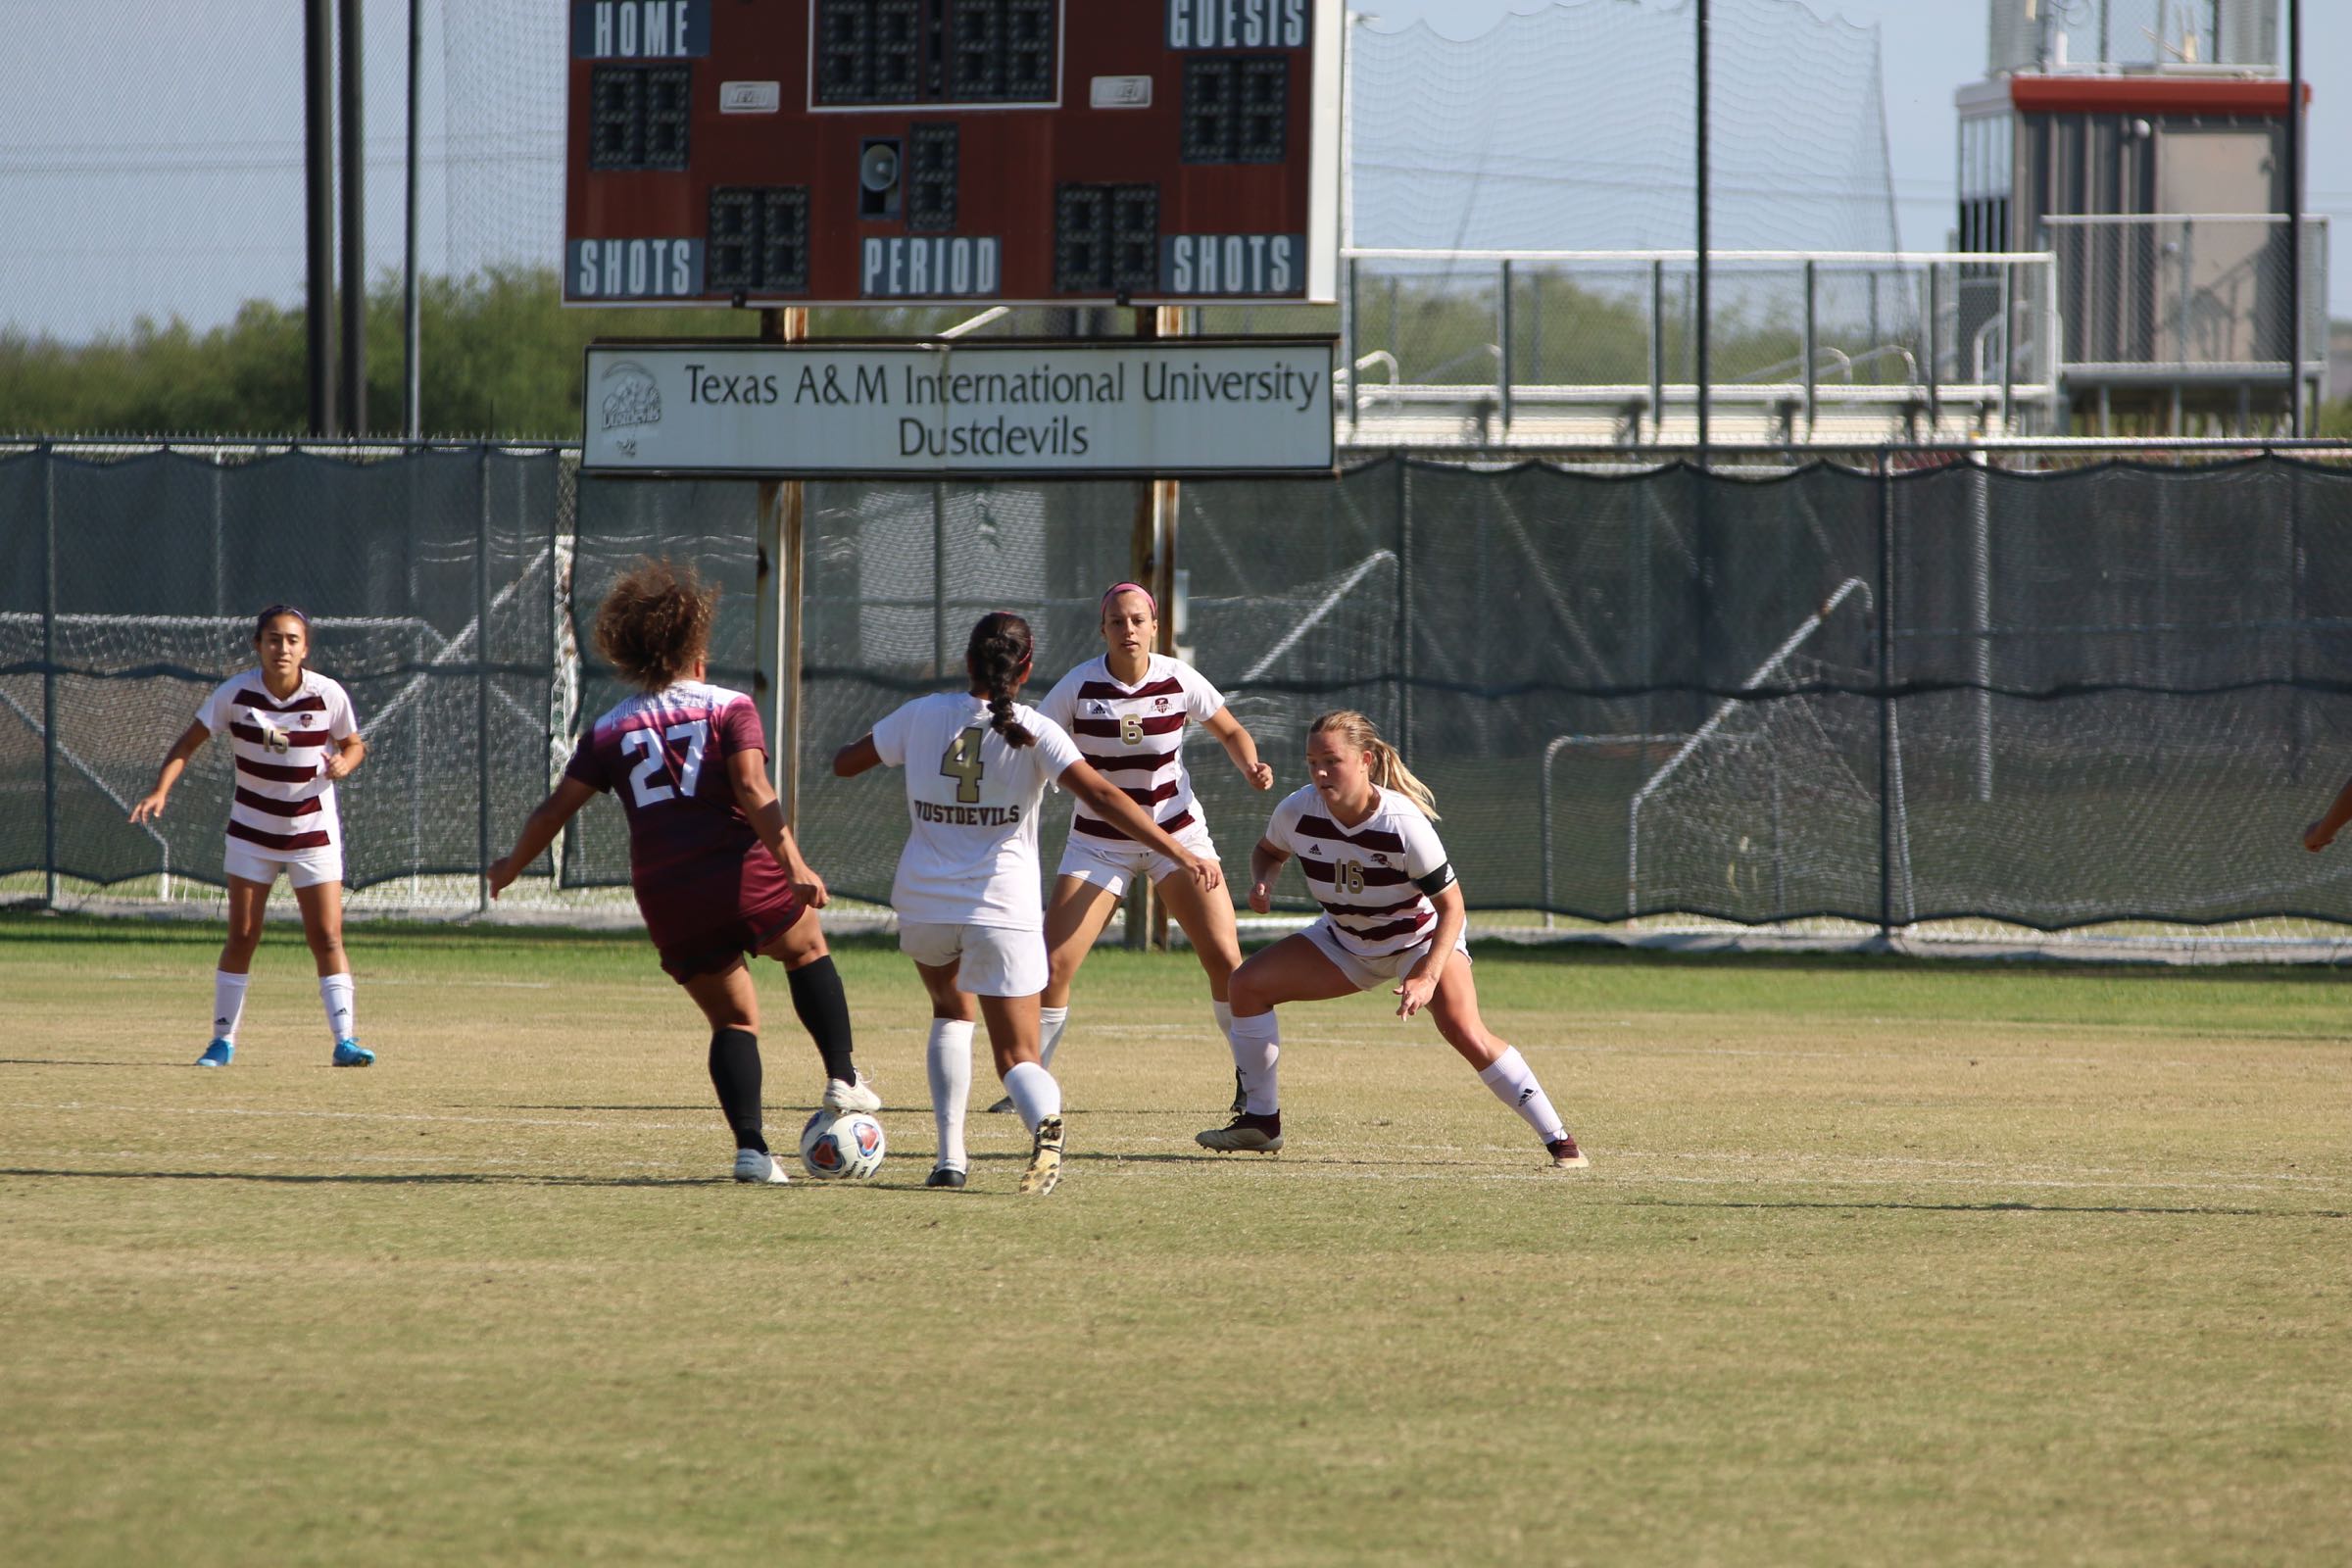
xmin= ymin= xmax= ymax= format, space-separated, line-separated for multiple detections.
xmin=2 ymin=913 xmax=2347 ymax=1567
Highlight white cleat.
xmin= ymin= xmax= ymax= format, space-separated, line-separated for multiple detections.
xmin=822 ymin=1071 xmax=882 ymax=1115
xmin=733 ymin=1149 xmax=791 ymax=1185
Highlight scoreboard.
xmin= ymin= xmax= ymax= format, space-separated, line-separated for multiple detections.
xmin=564 ymin=0 xmax=1342 ymax=308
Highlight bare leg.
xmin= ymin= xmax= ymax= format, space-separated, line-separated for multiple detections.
xmin=1153 ymin=860 xmax=1243 ymax=1003
xmin=291 ymin=879 xmax=349 ymax=978
xmin=1421 ymin=956 xmax=1506 ymax=1072
xmin=218 ymin=876 xmax=270 ymax=974
xmin=1227 ymin=932 xmax=1360 ymax=1016
xmin=1041 ymin=876 xmax=1121 ymax=1008
xmin=977 ymin=990 xmax=1044 ymax=1079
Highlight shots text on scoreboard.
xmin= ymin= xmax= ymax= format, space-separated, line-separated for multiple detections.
xmin=564 ymin=1 xmax=1341 ymax=308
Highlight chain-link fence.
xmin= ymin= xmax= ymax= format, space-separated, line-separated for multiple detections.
xmin=2046 ymin=215 xmax=2329 ymax=382
xmin=13 ymin=440 xmax=2352 ymax=953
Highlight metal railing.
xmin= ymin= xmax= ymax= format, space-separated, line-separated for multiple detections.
xmin=1338 ymin=249 xmax=2062 ymax=447
xmin=2043 ymin=213 xmax=2329 ymax=397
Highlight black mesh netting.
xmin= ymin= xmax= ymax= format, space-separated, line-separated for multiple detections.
xmin=0 ymin=446 xmax=563 ymax=895
xmin=17 ymin=448 xmax=2352 ymax=930
xmin=564 ymin=454 xmax=2352 ymax=931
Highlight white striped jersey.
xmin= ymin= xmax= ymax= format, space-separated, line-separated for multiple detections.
xmin=1037 ymin=654 xmax=1224 ymax=844
xmin=1264 ymin=785 xmax=1450 ymax=959
xmin=193 ymin=668 xmax=361 ymax=858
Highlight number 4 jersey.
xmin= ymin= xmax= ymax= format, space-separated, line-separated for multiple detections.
xmin=564 ymin=680 xmax=790 ymax=945
xmin=869 ymin=692 xmax=1083 ymax=929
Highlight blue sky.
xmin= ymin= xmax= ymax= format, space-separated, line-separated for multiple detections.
xmin=1368 ymin=0 xmax=2350 ymax=298
xmin=0 ymin=0 xmax=2344 ymax=340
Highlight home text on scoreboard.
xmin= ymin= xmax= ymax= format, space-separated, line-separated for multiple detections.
xmin=564 ymin=0 xmax=1341 ymax=308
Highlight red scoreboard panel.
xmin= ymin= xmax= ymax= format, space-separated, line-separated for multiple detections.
xmin=564 ymin=1 xmax=1341 ymax=309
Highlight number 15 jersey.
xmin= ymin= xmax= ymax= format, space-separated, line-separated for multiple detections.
xmin=870 ymin=692 xmax=1083 ymax=930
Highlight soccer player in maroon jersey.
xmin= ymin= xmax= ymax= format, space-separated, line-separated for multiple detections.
xmin=487 ymin=560 xmax=871 ymax=1185
xmin=1196 ymin=710 xmax=1590 ymax=1171
xmin=131 ymin=604 xmax=372 ymax=1067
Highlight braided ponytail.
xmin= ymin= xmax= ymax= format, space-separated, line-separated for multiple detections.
xmin=966 ymin=612 xmax=1037 ymax=749
xmin=1308 ymin=710 xmax=1439 ymax=819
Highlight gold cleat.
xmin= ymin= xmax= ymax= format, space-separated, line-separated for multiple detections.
xmin=1019 ymin=1114 xmax=1065 ymax=1196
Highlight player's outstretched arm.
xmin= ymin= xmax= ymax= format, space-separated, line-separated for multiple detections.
xmin=1202 ymin=707 xmax=1275 ymax=791
xmin=1058 ymin=760 xmax=1223 ymax=895
xmin=728 ymin=748 xmax=827 ymax=908
xmin=832 ymin=734 xmax=882 ymax=778
xmin=487 ymin=777 xmax=599 ymax=897
xmin=1247 ymin=836 xmax=1290 ymax=914
xmin=1394 ymin=882 xmax=1466 ymax=1019
xmin=2305 ymin=775 xmax=2352 ymax=851
xmin=128 ymin=720 xmax=212 ymax=824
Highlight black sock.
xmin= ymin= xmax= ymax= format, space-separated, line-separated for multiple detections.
xmin=708 ymin=1026 xmax=765 ymax=1152
xmin=785 ymin=956 xmax=858 ymax=1085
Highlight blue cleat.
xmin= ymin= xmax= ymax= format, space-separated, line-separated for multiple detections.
xmin=331 ymin=1039 xmax=375 ymax=1067
xmin=196 ymin=1039 xmax=234 ymax=1067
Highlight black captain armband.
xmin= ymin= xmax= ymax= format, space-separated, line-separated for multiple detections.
xmin=1414 ymin=862 xmax=1457 ymax=898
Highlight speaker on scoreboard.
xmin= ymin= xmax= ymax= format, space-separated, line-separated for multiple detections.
xmin=858 ymin=138 xmax=902 ymax=220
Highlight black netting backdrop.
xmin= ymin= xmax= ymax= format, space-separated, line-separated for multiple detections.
xmin=0 ymin=446 xmax=564 ymax=897
xmin=16 ymin=447 xmax=2352 ymax=931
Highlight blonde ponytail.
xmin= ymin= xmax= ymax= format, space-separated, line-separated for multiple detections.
xmin=1308 ymin=710 xmax=1439 ymax=819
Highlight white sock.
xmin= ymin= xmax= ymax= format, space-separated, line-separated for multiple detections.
xmin=1212 ymin=999 xmax=1236 ymax=1045
xmin=1002 ymin=1059 xmax=1062 ymax=1134
xmin=1477 ymin=1047 xmax=1567 ymax=1143
xmin=318 ymin=973 xmax=356 ymax=1045
xmin=925 ymin=1019 xmax=976 ymax=1172
xmin=1037 ymin=1005 xmax=1070 ymax=1071
xmin=212 ymin=971 xmax=249 ymax=1043
xmin=1228 ymin=1009 xmax=1281 ymax=1115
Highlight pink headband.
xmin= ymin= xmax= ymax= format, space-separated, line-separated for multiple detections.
xmin=1101 ymin=582 xmax=1155 ymax=613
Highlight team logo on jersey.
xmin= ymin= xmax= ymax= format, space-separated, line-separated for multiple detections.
xmin=1370 ymin=853 xmax=1395 ymax=868
xmin=298 ymin=713 xmax=315 ymax=727
xmin=1153 ymin=697 xmax=1170 ymax=711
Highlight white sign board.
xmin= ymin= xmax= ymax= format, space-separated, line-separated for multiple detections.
xmin=581 ymin=339 xmax=1335 ymax=476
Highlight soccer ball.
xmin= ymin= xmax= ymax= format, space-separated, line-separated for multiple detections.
xmin=799 ymin=1109 xmax=886 ymax=1180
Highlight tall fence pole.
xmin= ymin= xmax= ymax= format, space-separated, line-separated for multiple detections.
xmin=2287 ymin=0 xmax=2305 ymax=436
xmin=42 ymin=447 xmax=59 ymax=908
xmin=475 ymin=448 xmax=492 ymax=912
xmin=337 ymin=0 xmax=367 ymax=434
xmin=1876 ymin=450 xmax=1893 ymax=938
xmin=1970 ymin=452 xmax=1992 ymax=804
xmin=304 ymin=0 xmax=336 ymax=435
xmin=753 ymin=308 xmax=808 ymax=809
xmin=402 ymin=0 xmax=422 ymax=439
xmin=1693 ymin=0 xmax=1710 ymax=464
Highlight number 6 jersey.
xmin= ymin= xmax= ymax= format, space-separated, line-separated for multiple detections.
xmin=564 ymin=679 xmax=786 ymax=944
xmin=869 ymin=692 xmax=1083 ymax=929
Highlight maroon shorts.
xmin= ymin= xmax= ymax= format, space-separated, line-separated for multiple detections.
xmin=655 ymin=892 xmax=808 ymax=984
xmin=639 ymin=851 xmax=813 ymax=987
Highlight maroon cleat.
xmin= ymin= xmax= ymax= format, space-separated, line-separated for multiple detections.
xmin=1197 ymin=1110 xmax=1283 ymax=1152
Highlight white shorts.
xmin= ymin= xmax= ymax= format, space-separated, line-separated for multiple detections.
xmin=898 ymin=921 xmax=1049 ymax=999
xmin=1302 ymin=916 xmax=1471 ymax=993
xmin=1054 ymin=819 xmax=1219 ymax=902
xmin=223 ymin=840 xmax=344 ymax=889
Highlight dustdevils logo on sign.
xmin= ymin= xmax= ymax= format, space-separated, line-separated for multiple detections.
xmin=601 ymin=362 xmax=662 ymax=433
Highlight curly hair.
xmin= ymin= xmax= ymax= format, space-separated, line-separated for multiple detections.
xmin=595 ymin=558 xmax=717 ymax=692
xmin=967 ymin=612 xmax=1036 ymax=748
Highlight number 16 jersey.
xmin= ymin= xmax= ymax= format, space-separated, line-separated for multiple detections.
xmin=870 ymin=692 xmax=1083 ymax=929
